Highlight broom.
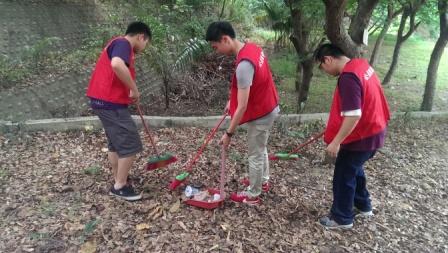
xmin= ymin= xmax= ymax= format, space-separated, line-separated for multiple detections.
xmin=136 ymin=103 xmax=177 ymax=170
xmin=169 ymin=113 xmax=228 ymax=190
xmin=269 ymin=131 xmax=324 ymax=161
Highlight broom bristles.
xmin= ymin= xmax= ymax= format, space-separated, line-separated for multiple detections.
xmin=146 ymin=155 xmax=178 ymax=171
xmin=268 ymin=153 xmax=300 ymax=161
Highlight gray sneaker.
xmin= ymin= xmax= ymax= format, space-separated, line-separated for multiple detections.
xmin=319 ymin=216 xmax=353 ymax=229
xmin=354 ymin=208 xmax=374 ymax=218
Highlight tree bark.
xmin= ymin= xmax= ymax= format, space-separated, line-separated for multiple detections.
xmin=382 ymin=1 xmax=424 ymax=85
xmin=370 ymin=3 xmax=403 ymax=67
xmin=287 ymin=1 xmax=316 ymax=111
xmin=295 ymin=63 xmax=303 ymax=91
xmin=297 ymin=59 xmax=314 ymax=112
xmin=421 ymin=0 xmax=448 ymax=111
xmin=323 ymin=0 xmax=379 ymax=58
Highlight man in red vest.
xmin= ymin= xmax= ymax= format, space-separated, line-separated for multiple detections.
xmin=205 ymin=21 xmax=280 ymax=205
xmin=314 ymin=43 xmax=390 ymax=229
xmin=86 ymin=21 xmax=151 ymax=201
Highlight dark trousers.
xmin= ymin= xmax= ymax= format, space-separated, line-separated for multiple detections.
xmin=331 ymin=149 xmax=376 ymax=225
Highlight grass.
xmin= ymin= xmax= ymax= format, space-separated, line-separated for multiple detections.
xmin=269 ymin=33 xmax=448 ymax=113
xmin=83 ymin=165 xmax=101 ymax=176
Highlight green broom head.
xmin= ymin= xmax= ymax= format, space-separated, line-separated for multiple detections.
xmin=175 ymin=172 xmax=190 ymax=181
xmin=146 ymin=152 xmax=178 ymax=170
xmin=274 ymin=152 xmax=299 ymax=160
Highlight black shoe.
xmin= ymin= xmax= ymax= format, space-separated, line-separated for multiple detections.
xmin=109 ymin=185 xmax=142 ymax=201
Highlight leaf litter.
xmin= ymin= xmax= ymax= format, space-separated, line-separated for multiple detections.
xmin=0 ymin=118 xmax=447 ymax=252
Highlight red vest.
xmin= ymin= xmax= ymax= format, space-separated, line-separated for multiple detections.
xmin=229 ymin=43 xmax=279 ymax=124
xmin=86 ymin=37 xmax=135 ymax=105
xmin=324 ymin=59 xmax=390 ymax=144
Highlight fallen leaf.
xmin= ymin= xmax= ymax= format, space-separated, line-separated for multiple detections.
xmin=169 ymin=199 xmax=180 ymax=213
xmin=79 ymin=240 xmax=96 ymax=253
xmin=136 ymin=223 xmax=151 ymax=231
xmin=177 ymin=221 xmax=188 ymax=232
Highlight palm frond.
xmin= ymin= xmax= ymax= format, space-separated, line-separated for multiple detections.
xmin=174 ymin=37 xmax=210 ymax=70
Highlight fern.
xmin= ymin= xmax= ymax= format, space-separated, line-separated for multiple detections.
xmin=174 ymin=37 xmax=210 ymax=70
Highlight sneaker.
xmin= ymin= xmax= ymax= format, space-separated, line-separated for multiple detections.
xmin=354 ymin=208 xmax=374 ymax=218
xmin=240 ymin=178 xmax=270 ymax=192
xmin=109 ymin=185 xmax=142 ymax=201
xmin=319 ymin=216 xmax=353 ymax=229
xmin=230 ymin=191 xmax=261 ymax=205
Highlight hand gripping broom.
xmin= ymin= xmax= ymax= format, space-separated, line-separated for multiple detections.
xmin=269 ymin=131 xmax=324 ymax=161
xmin=136 ymin=103 xmax=177 ymax=170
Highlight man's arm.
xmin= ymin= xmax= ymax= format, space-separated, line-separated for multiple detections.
xmin=326 ymin=116 xmax=360 ymax=157
xmin=227 ymin=87 xmax=250 ymax=133
xmin=111 ymin=57 xmax=139 ymax=102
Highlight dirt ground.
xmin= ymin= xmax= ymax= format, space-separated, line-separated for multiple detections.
xmin=0 ymin=117 xmax=447 ymax=253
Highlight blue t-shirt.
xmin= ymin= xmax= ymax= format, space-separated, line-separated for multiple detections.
xmin=90 ymin=38 xmax=132 ymax=110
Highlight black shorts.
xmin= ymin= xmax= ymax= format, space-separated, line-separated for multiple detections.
xmin=93 ymin=108 xmax=143 ymax=158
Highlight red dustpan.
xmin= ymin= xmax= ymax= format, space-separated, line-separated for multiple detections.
xmin=184 ymin=145 xmax=227 ymax=209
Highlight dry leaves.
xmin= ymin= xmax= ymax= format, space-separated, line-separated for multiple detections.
xmin=0 ymin=118 xmax=447 ymax=252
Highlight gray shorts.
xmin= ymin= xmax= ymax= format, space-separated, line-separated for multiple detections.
xmin=93 ymin=108 xmax=143 ymax=158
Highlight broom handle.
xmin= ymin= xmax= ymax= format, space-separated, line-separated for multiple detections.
xmin=184 ymin=113 xmax=227 ymax=173
xmin=288 ymin=131 xmax=325 ymax=156
xmin=219 ymin=145 xmax=226 ymax=198
xmin=136 ymin=103 xmax=160 ymax=156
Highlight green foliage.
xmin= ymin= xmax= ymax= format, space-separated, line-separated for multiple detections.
xmin=29 ymin=232 xmax=50 ymax=241
xmin=271 ymin=32 xmax=448 ymax=114
xmin=174 ymin=37 xmax=210 ymax=70
xmin=0 ymin=56 xmax=28 ymax=89
xmin=80 ymin=218 xmax=100 ymax=243
xmin=21 ymin=37 xmax=61 ymax=68
xmin=83 ymin=166 xmax=101 ymax=175
xmin=39 ymin=200 xmax=56 ymax=216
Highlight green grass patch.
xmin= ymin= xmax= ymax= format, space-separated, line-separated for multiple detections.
xmin=0 ymin=168 xmax=9 ymax=179
xmin=80 ymin=218 xmax=100 ymax=243
xmin=39 ymin=200 xmax=56 ymax=216
xmin=83 ymin=165 xmax=101 ymax=176
xmin=269 ymin=34 xmax=448 ymax=113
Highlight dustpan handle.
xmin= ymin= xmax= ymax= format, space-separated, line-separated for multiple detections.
xmin=219 ymin=145 xmax=226 ymax=197
xmin=184 ymin=113 xmax=227 ymax=173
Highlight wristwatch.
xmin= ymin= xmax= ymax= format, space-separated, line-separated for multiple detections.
xmin=225 ymin=131 xmax=234 ymax=137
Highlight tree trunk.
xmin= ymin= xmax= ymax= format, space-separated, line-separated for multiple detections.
xmin=382 ymin=2 xmax=423 ymax=85
xmin=297 ymin=59 xmax=314 ymax=112
xmin=382 ymin=38 xmax=403 ymax=85
xmin=420 ymin=37 xmax=448 ymax=110
xmin=370 ymin=21 xmax=392 ymax=67
xmin=323 ymin=0 xmax=379 ymax=58
xmin=348 ymin=0 xmax=380 ymax=43
xmin=421 ymin=0 xmax=448 ymax=111
xmin=295 ymin=63 xmax=303 ymax=92
xmin=370 ymin=3 xmax=403 ymax=67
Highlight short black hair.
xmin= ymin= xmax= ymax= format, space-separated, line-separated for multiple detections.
xmin=125 ymin=21 xmax=152 ymax=40
xmin=313 ymin=43 xmax=346 ymax=63
xmin=205 ymin=21 xmax=236 ymax=42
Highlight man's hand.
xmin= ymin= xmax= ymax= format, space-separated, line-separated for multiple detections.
xmin=130 ymin=89 xmax=140 ymax=103
xmin=219 ymin=133 xmax=231 ymax=149
xmin=326 ymin=141 xmax=340 ymax=158
xmin=224 ymin=100 xmax=230 ymax=114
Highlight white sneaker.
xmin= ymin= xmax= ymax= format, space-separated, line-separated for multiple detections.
xmin=354 ymin=208 xmax=374 ymax=218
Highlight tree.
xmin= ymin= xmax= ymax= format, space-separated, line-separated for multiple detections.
xmin=421 ymin=0 xmax=448 ymax=111
xmin=370 ymin=0 xmax=403 ymax=67
xmin=382 ymin=0 xmax=426 ymax=85
xmin=286 ymin=0 xmax=325 ymax=111
xmin=322 ymin=0 xmax=380 ymax=58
